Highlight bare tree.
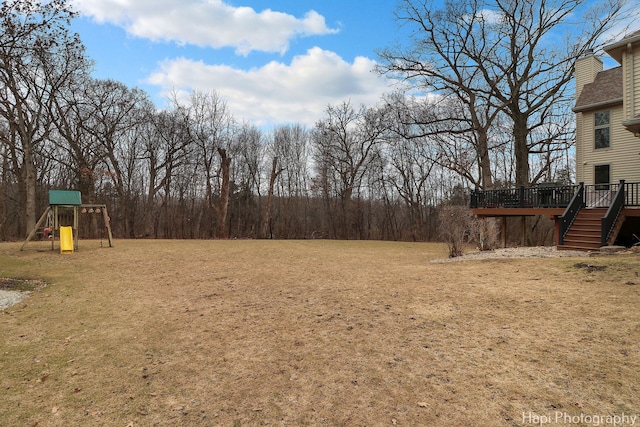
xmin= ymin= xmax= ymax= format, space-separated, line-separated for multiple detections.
xmin=141 ymin=110 xmax=192 ymax=237
xmin=177 ymin=90 xmax=235 ymax=238
xmin=231 ymin=122 xmax=262 ymax=237
xmin=0 ymin=0 xmax=90 ymax=235
xmin=384 ymin=122 xmax=439 ymax=240
xmin=51 ymin=75 xmax=106 ymax=202
xmin=379 ymin=0 xmax=624 ymax=187
xmin=71 ymin=79 xmax=153 ymax=237
xmin=260 ymin=155 xmax=281 ymax=238
xmin=378 ymin=3 xmax=502 ymax=190
xmin=260 ymin=124 xmax=311 ymax=238
xmin=312 ymin=101 xmax=389 ymax=238
xmin=385 ymin=92 xmax=505 ymax=189
xmin=487 ymin=0 xmax=622 ymax=185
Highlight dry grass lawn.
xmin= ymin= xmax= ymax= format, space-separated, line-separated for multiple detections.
xmin=1 ymin=239 xmax=639 ymax=427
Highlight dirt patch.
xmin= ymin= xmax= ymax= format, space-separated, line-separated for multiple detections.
xmin=0 ymin=278 xmax=46 ymax=311
xmin=0 ymin=277 xmax=47 ymax=292
xmin=573 ymin=262 xmax=608 ymax=273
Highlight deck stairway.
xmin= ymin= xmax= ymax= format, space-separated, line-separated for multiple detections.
xmin=558 ymin=208 xmax=607 ymax=251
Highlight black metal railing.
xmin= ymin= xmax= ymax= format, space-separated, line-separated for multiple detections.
xmin=471 ymin=181 xmax=640 ymax=209
xmin=624 ymin=181 xmax=640 ymax=206
xmin=558 ymin=183 xmax=585 ymax=245
xmin=582 ymin=181 xmax=640 ymax=207
xmin=470 ymin=184 xmax=578 ymax=209
xmin=601 ymin=180 xmax=626 ymax=246
xmin=584 ymin=183 xmax=616 ymax=207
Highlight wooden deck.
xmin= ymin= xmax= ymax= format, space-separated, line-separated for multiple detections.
xmin=470 ymin=182 xmax=640 ymax=250
xmin=472 ymin=207 xmax=565 ymax=217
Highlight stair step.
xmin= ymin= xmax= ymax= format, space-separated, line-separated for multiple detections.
xmin=565 ymin=229 xmax=600 ymax=235
xmin=565 ymin=231 xmax=600 ymax=238
xmin=568 ymin=227 xmax=600 ymax=233
xmin=568 ymin=232 xmax=600 ymax=238
xmin=564 ymin=232 xmax=601 ymax=240
xmin=557 ymin=207 xmax=621 ymax=252
xmin=557 ymin=245 xmax=599 ymax=252
xmin=561 ymin=237 xmax=601 ymax=244
xmin=563 ymin=240 xmax=601 ymax=248
xmin=577 ymin=210 xmax=605 ymax=217
xmin=566 ymin=234 xmax=600 ymax=241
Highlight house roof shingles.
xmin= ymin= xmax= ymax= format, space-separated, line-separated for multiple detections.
xmin=573 ymin=66 xmax=623 ymax=112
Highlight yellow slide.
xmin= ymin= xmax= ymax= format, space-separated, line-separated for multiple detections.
xmin=59 ymin=226 xmax=74 ymax=254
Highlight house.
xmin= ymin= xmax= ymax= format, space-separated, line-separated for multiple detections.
xmin=574 ymin=30 xmax=640 ymax=187
xmin=470 ymin=30 xmax=640 ymax=250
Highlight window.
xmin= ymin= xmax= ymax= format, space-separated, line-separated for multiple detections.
xmin=594 ymin=111 xmax=610 ymax=149
xmin=594 ymin=164 xmax=610 ymax=190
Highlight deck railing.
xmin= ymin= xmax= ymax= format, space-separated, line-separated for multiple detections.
xmin=583 ymin=181 xmax=640 ymax=207
xmin=601 ymin=181 xmax=626 ymax=246
xmin=558 ymin=183 xmax=585 ymax=245
xmin=624 ymin=181 xmax=640 ymax=206
xmin=470 ymin=184 xmax=578 ymax=209
xmin=471 ymin=181 xmax=640 ymax=210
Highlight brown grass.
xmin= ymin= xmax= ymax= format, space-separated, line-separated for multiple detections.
xmin=1 ymin=240 xmax=639 ymax=426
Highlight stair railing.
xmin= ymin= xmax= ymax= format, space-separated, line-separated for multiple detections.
xmin=558 ymin=182 xmax=585 ymax=245
xmin=601 ymin=180 xmax=626 ymax=246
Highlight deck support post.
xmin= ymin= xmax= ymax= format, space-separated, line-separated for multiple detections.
xmin=501 ymin=217 xmax=507 ymax=248
xmin=551 ymin=215 xmax=561 ymax=246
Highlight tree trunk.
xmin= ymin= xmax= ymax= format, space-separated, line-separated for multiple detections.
xmin=23 ymin=143 xmax=36 ymax=237
xmin=477 ymin=131 xmax=494 ymax=190
xmin=341 ymin=185 xmax=353 ymax=239
xmin=513 ymin=114 xmax=530 ymax=187
xmin=261 ymin=156 xmax=281 ymax=239
xmin=217 ymin=148 xmax=231 ymax=238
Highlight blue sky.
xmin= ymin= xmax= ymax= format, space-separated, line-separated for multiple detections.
xmin=68 ymin=0 xmax=640 ymax=128
xmin=70 ymin=0 xmax=405 ymax=127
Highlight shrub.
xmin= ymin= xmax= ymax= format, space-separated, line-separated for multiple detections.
xmin=438 ymin=205 xmax=477 ymax=258
xmin=475 ymin=217 xmax=500 ymax=251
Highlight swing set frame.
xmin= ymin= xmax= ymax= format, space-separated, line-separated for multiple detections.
xmin=21 ymin=190 xmax=114 ymax=251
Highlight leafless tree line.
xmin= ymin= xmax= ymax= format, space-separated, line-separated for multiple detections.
xmin=0 ymin=0 xmax=628 ymax=242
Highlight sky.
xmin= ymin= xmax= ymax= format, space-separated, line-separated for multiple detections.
xmin=69 ymin=0 xmax=406 ymax=128
xmin=68 ymin=0 xmax=640 ymax=129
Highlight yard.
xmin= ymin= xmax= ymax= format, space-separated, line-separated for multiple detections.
xmin=1 ymin=240 xmax=639 ymax=426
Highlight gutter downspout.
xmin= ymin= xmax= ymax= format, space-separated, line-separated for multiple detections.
xmin=629 ymin=43 xmax=635 ymax=119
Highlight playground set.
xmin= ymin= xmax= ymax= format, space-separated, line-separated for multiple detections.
xmin=21 ymin=190 xmax=113 ymax=252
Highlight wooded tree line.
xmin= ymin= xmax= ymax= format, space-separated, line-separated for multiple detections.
xmin=0 ymin=0 xmax=626 ymax=242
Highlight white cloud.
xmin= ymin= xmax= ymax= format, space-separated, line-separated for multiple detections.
xmin=146 ymin=48 xmax=394 ymax=126
xmin=598 ymin=2 xmax=640 ymax=46
xmin=71 ymin=0 xmax=338 ymax=55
